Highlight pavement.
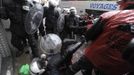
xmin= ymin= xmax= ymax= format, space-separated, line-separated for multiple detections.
xmin=1 ymin=19 xmax=31 ymax=75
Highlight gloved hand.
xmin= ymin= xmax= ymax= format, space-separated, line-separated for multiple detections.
xmin=30 ymin=58 xmax=47 ymax=75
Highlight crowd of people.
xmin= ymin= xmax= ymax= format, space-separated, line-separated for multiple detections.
xmin=0 ymin=0 xmax=134 ymax=75
xmin=47 ymin=0 xmax=134 ymax=75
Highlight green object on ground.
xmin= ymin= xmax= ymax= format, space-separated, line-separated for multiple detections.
xmin=19 ymin=64 xmax=30 ymax=75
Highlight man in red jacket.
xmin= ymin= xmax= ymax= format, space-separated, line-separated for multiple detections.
xmin=48 ymin=0 xmax=134 ymax=75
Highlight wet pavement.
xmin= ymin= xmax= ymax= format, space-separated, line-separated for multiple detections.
xmin=1 ymin=19 xmax=30 ymax=75
xmin=4 ymin=29 xmax=30 ymax=75
xmin=15 ymin=53 xmax=31 ymax=75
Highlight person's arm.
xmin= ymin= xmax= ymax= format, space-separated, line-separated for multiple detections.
xmin=0 ymin=8 xmax=8 ymax=19
xmin=75 ymin=16 xmax=79 ymax=27
xmin=56 ymin=14 xmax=65 ymax=34
xmin=48 ymin=40 xmax=84 ymax=75
xmin=39 ymin=22 xmax=45 ymax=36
xmin=43 ymin=7 xmax=48 ymax=17
xmin=54 ymin=8 xmax=61 ymax=34
xmin=38 ymin=7 xmax=48 ymax=36
xmin=27 ymin=34 xmax=39 ymax=58
xmin=85 ymin=18 xmax=104 ymax=42
xmin=0 ymin=0 xmax=8 ymax=19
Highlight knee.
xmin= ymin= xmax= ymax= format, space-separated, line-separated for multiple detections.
xmin=29 ymin=42 xmax=36 ymax=47
xmin=11 ymin=37 xmax=22 ymax=48
xmin=28 ymin=39 xmax=37 ymax=47
xmin=11 ymin=38 xmax=17 ymax=47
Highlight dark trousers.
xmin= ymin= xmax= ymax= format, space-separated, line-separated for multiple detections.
xmin=11 ymin=33 xmax=27 ymax=51
xmin=11 ymin=33 xmax=39 ymax=58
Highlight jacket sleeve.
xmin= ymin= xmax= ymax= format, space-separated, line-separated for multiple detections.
xmin=0 ymin=0 xmax=9 ymax=19
xmin=38 ymin=7 xmax=48 ymax=36
xmin=85 ymin=18 xmax=104 ymax=42
xmin=39 ymin=22 xmax=45 ymax=36
xmin=56 ymin=14 xmax=65 ymax=33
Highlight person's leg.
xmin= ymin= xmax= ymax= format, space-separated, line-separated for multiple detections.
xmin=34 ymin=32 xmax=38 ymax=40
xmin=61 ymin=30 xmax=67 ymax=40
xmin=27 ymin=34 xmax=39 ymax=58
xmin=11 ymin=33 xmax=25 ymax=57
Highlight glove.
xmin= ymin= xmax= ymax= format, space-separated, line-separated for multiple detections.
xmin=30 ymin=58 xmax=47 ymax=75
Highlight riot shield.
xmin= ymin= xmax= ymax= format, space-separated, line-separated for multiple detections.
xmin=25 ymin=3 xmax=44 ymax=34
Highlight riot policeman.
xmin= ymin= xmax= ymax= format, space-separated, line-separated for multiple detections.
xmin=43 ymin=0 xmax=61 ymax=34
xmin=0 ymin=0 xmax=45 ymax=58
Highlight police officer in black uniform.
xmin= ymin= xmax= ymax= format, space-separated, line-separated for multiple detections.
xmin=43 ymin=0 xmax=61 ymax=34
xmin=63 ymin=7 xmax=79 ymax=39
xmin=0 ymin=0 xmax=45 ymax=58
